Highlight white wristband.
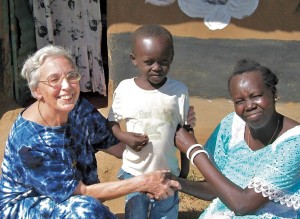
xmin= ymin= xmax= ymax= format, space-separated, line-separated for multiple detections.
xmin=186 ymin=144 xmax=203 ymax=160
xmin=191 ymin=150 xmax=209 ymax=166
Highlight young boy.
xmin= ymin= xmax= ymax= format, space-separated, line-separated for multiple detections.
xmin=108 ymin=24 xmax=191 ymax=219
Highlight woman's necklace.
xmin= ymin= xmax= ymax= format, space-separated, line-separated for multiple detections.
xmin=38 ymin=101 xmax=52 ymax=127
xmin=248 ymin=114 xmax=280 ymax=147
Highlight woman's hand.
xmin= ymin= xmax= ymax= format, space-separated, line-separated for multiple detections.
xmin=142 ymin=170 xmax=181 ymax=200
xmin=175 ymin=127 xmax=198 ymax=153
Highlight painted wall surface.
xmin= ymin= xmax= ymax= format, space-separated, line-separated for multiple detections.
xmin=107 ymin=0 xmax=300 ymax=102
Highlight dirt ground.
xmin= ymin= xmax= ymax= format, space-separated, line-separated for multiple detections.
xmin=0 ymin=96 xmax=299 ymax=218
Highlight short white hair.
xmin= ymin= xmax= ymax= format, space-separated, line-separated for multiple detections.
xmin=21 ymin=44 xmax=76 ymax=98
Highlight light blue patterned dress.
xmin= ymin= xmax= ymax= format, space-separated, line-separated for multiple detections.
xmin=200 ymin=112 xmax=300 ymax=219
xmin=0 ymin=97 xmax=119 ymax=218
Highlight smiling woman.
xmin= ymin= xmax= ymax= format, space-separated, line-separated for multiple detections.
xmin=0 ymin=44 xmax=182 ymax=219
xmin=167 ymin=58 xmax=300 ymax=218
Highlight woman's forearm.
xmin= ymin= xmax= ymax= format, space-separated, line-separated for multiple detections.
xmin=193 ymin=153 xmax=268 ymax=214
xmin=74 ymin=171 xmax=181 ymax=202
xmin=175 ymin=128 xmax=268 ymax=214
xmin=84 ymin=175 xmax=147 ymax=201
xmin=178 ymin=177 xmax=216 ymax=201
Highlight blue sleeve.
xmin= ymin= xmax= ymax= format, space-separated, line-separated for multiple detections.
xmin=70 ymin=97 xmax=119 ymax=151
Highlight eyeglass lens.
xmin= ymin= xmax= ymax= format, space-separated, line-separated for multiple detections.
xmin=48 ymin=71 xmax=81 ymax=86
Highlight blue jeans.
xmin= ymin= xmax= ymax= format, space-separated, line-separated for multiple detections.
xmin=118 ymin=169 xmax=179 ymax=219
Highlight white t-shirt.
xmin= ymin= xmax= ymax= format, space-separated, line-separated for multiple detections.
xmin=108 ymin=78 xmax=190 ymax=176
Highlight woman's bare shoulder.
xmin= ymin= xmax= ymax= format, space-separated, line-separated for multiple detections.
xmin=283 ymin=116 xmax=300 ymax=130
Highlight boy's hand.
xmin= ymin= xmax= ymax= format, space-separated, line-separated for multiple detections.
xmin=187 ymin=106 xmax=196 ymax=128
xmin=125 ymin=132 xmax=149 ymax=152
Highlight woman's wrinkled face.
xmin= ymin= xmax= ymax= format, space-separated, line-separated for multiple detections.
xmin=229 ymin=71 xmax=275 ymax=129
xmin=34 ymin=56 xmax=80 ymax=114
xmin=130 ymin=36 xmax=173 ymax=86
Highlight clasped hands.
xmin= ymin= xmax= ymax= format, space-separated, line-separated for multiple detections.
xmin=142 ymin=170 xmax=181 ymax=200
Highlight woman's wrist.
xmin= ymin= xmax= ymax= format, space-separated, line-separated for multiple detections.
xmin=190 ymin=149 xmax=209 ymax=165
xmin=186 ymin=144 xmax=203 ymax=159
xmin=135 ymin=174 xmax=148 ymax=193
xmin=185 ymin=143 xmax=209 ymax=166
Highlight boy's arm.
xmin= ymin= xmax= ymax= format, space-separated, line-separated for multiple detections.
xmin=103 ymin=142 xmax=125 ymax=159
xmin=178 ymin=105 xmax=195 ymax=178
xmin=107 ymin=121 xmax=125 ymax=140
xmin=179 ymin=151 xmax=190 ymax=179
xmin=108 ymin=121 xmax=149 ymax=152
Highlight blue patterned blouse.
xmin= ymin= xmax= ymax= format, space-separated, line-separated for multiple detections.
xmin=201 ymin=112 xmax=300 ymax=219
xmin=0 ymin=97 xmax=119 ymax=218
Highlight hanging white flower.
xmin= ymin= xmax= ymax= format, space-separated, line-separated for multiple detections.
xmin=145 ymin=0 xmax=176 ymax=6
xmin=178 ymin=0 xmax=259 ymax=30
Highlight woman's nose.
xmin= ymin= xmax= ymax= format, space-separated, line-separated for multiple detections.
xmin=245 ymin=99 xmax=255 ymax=109
xmin=61 ymin=77 xmax=72 ymax=88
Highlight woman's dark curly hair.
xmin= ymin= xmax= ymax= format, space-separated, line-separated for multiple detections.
xmin=228 ymin=58 xmax=278 ymax=97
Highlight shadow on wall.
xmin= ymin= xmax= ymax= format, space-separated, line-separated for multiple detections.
xmin=107 ymin=0 xmax=300 ymax=32
xmin=109 ymin=33 xmax=300 ymax=102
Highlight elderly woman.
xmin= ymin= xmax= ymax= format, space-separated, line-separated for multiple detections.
xmin=171 ymin=59 xmax=300 ymax=218
xmin=0 ymin=45 xmax=182 ymax=218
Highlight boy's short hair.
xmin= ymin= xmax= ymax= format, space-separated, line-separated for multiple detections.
xmin=132 ymin=24 xmax=174 ymax=52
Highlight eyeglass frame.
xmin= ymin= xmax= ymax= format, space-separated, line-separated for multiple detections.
xmin=38 ymin=71 xmax=81 ymax=87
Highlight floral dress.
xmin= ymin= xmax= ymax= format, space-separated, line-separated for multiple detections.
xmin=0 ymin=97 xmax=119 ymax=218
xmin=29 ymin=0 xmax=106 ymax=94
xmin=201 ymin=112 xmax=300 ymax=219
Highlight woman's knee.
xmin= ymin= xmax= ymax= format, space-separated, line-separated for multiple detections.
xmin=54 ymin=195 xmax=116 ymax=219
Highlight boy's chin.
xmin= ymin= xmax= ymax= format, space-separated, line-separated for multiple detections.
xmin=149 ymin=77 xmax=167 ymax=86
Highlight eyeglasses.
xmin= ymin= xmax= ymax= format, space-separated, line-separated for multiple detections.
xmin=39 ymin=71 xmax=81 ymax=87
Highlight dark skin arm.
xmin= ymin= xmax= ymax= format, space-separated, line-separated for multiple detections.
xmin=178 ymin=106 xmax=197 ymax=178
xmin=174 ymin=128 xmax=269 ymax=215
xmin=166 ymin=172 xmax=216 ymax=200
xmin=177 ymin=124 xmax=193 ymax=179
xmin=101 ymin=142 xmax=125 ymax=159
xmin=178 ymin=151 xmax=190 ymax=178
xmin=108 ymin=121 xmax=149 ymax=152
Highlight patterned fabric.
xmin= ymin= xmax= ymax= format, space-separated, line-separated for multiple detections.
xmin=29 ymin=0 xmax=106 ymax=94
xmin=0 ymin=97 xmax=119 ymax=218
xmin=201 ymin=112 xmax=300 ymax=219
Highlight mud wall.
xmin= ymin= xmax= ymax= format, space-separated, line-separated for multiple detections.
xmin=106 ymin=0 xmax=300 ymax=102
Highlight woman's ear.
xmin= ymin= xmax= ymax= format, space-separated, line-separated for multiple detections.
xmin=130 ymin=53 xmax=137 ymax=66
xmin=33 ymin=86 xmax=43 ymax=101
xmin=274 ymin=93 xmax=278 ymax=103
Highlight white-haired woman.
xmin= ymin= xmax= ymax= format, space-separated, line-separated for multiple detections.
xmin=0 ymin=45 xmax=182 ymax=218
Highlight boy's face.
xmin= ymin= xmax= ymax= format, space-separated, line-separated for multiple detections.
xmin=130 ymin=36 xmax=174 ymax=86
